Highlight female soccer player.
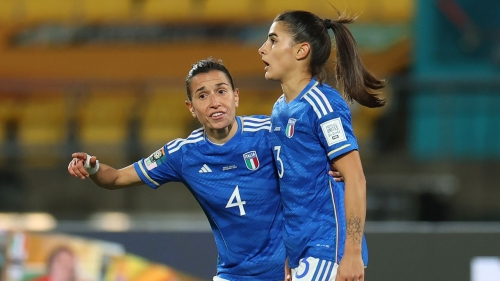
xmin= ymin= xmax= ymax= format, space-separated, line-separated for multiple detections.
xmin=258 ymin=10 xmax=385 ymax=281
xmin=68 ymin=58 xmax=285 ymax=281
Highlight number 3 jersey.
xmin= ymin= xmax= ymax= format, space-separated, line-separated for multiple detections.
xmin=134 ymin=115 xmax=285 ymax=281
xmin=268 ymin=79 xmax=368 ymax=268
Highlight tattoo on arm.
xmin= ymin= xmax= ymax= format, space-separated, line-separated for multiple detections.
xmin=346 ymin=211 xmax=363 ymax=246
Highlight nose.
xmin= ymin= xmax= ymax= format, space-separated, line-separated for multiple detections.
xmin=258 ymin=42 xmax=266 ymax=55
xmin=209 ymin=94 xmax=220 ymax=108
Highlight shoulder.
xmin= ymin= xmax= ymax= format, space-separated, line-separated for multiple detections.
xmin=301 ymin=83 xmax=350 ymax=118
xmin=165 ymin=127 xmax=205 ymax=154
xmin=240 ymin=115 xmax=271 ymax=135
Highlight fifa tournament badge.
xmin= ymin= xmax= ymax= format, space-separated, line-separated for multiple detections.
xmin=286 ymin=118 xmax=296 ymax=138
xmin=243 ymin=151 xmax=260 ymax=170
xmin=145 ymin=147 xmax=166 ymax=170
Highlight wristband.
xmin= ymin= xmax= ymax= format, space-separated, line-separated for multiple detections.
xmin=84 ymin=154 xmax=100 ymax=175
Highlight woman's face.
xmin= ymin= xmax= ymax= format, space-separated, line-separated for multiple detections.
xmin=258 ymin=21 xmax=298 ymax=82
xmin=185 ymin=70 xmax=239 ymax=133
xmin=50 ymin=251 xmax=76 ymax=281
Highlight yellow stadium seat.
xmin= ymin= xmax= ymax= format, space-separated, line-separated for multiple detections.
xmin=83 ymin=0 xmax=131 ymax=22
xmin=0 ymin=0 xmax=19 ymax=23
xmin=78 ymin=90 xmax=138 ymax=145
xmin=236 ymin=91 xmax=275 ymax=116
xmin=261 ymin=0 xmax=314 ymax=20
xmin=0 ymin=94 xmax=19 ymax=144
xmin=378 ymin=0 xmax=414 ymax=22
xmin=17 ymin=92 xmax=67 ymax=146
xmin=203 ymin=0 xmax=255 ymax=22
xmin=315 ymin=0 xmax=413 ymax=22
xmin=23 ymin=0 xmax=75 ymax=23
xmin=142 ymin=0 xmax=193 ymax=22
xmin=15 ymin=92 xmax=68 ymax=167
xmin=139 ymin=88 xmax=193 ymax=149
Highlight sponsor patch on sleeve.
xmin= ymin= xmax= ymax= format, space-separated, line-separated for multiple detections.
xmin=145 ymin=147 xmax=166 ymax=170
xmin=320 ymin=117 xmax=347 ymax=146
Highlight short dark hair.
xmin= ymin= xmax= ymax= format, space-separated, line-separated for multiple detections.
xmin=275 ymin=10 xmax=385 ymax=108
xmin=185 ymin=58 xmax=235 ymax=101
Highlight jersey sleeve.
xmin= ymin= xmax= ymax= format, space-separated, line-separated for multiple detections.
xmin=316 ymin=109 xmax=359 ymax=161
xmin=133 ymin=145 xmax=183 ymax=189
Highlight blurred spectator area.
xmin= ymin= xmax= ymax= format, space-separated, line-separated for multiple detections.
xmin=0 ymin=0 xmax=413 ymax=24
xmin=0 ymin=0 xmax=413 ymax=167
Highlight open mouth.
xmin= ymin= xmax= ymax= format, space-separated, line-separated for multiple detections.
xmin=210 ymin=112 xmax=225 ymax=118
xmin=262 ymin=60 xmax=269 ymax=71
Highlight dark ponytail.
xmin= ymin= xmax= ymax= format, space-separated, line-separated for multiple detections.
xmin=275 ymin=11 xmax=385 ymax=108
xmin=328 ymin=18 xmax=385 ymax=108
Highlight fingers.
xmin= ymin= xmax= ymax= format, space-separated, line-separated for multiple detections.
xmin=71 ymin=152 xmax=88 ymax=160
xmin=89 ymin=156 xmax=97 ymax=167
xmin=328 ymin=171 xmax=344 ymax=182
xmin=336 ymin=273 xmax=364 ymax=281
xmin=329 ymin=162 xmax=338 ymax=171
xmin=68 ymin=157 xmax=89 ymax=180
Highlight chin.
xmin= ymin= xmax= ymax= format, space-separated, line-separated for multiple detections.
xmin=264 ymin=72 xmax=279 ymax=82
xmin=210 ymin=120 xmax=231 ymax=130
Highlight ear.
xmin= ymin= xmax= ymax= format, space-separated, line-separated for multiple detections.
xmin=234 ymin=88 xmax=240 ymax=108
xmin=185 ymin=100 xmax=196 ymax=118
xmin=295 ymin=42 xmax=311 ymax=61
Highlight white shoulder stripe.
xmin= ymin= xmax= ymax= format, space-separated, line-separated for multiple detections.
xmin=311 ymin=88 xmax=334 ymax=112
xmin=303 ymin=94 xmax=322 ymax=118
xmin=308 ymin=91 xmax=329 ymax=115
xmin=243 ymin=126 xmax=271 ymax=132
xmin=244 ymin=121 xmax=271 ymax=127
xmin=303 ymin=88 xmax=334 ymax=118
xmin=168 ymin=137 xmax=204 ymax=154
xmin=167 ymin=131 xmax=203 ymax=149
xmin=167 ymin=138 xmax=182 ymax=149
xmin=242 ymin=117 xmax=270 ymax=123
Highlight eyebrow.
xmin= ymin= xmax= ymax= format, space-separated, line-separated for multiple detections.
xmin=194 ymin=82 xmax=229 ymax=94
xmin=268 ymin=33 xmax=278 ymax=38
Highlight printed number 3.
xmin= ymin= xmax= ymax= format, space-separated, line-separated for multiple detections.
xmin=274 ymin=146 xmax=284 ymax=178
xmin=226 ymin=186 xmax=246 ymax=216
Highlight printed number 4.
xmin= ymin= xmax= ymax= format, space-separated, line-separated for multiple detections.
xmin=226 ymin=186 xmax=246 ymax=216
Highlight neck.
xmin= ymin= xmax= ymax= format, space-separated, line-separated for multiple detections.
xmin=205 ymin=118 xmax=239 ymax=144
xmin=280 ymin=71 xmax=312 ymax=103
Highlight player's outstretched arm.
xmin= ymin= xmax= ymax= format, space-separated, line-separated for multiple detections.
xmin=68 ymin=152 xmax=142 ymax=190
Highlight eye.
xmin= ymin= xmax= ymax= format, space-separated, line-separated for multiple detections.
xmin=198 ymin=93 xmax=207 ymax=99
xmin=218 ymin=89 xmax=227 ymax=95
xmin=270 ymin=38 xmax=276 ymax=44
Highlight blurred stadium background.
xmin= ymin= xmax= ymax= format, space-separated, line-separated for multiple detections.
xmin=0 ymin=0 xmax=499 ymax=280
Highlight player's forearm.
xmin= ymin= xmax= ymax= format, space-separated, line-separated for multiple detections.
xmin=343 ymin=174 xmax=366 ymax=254
xmin=89 ymin=164 xmax=124 ymax=190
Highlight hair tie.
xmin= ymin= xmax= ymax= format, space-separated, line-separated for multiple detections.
xmin=324 ymin=19 xmax=333 ymax=29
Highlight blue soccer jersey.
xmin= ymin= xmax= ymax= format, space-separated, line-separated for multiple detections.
xmin=134 ymin=115 xmax=285 ymax=281
xmin=268 ymin=79 xmax=368 ymax=268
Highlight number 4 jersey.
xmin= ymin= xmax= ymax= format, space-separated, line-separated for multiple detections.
xmin=134 ymin=115 xmax=285 ymax=281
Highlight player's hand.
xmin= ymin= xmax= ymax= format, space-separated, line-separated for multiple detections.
xmin=328 ymin=162 xmax=344 ymax=182
xmin=284 ymin=258 xmax=291 ymax=281
xmin=335 ymin=253 xmax=364 ymax=281
xmin=68 ymin=152 xmax=97 ymax=179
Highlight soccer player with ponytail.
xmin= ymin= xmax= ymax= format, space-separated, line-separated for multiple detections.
xmin=259 ymin=10 xmax=385 ymax=281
